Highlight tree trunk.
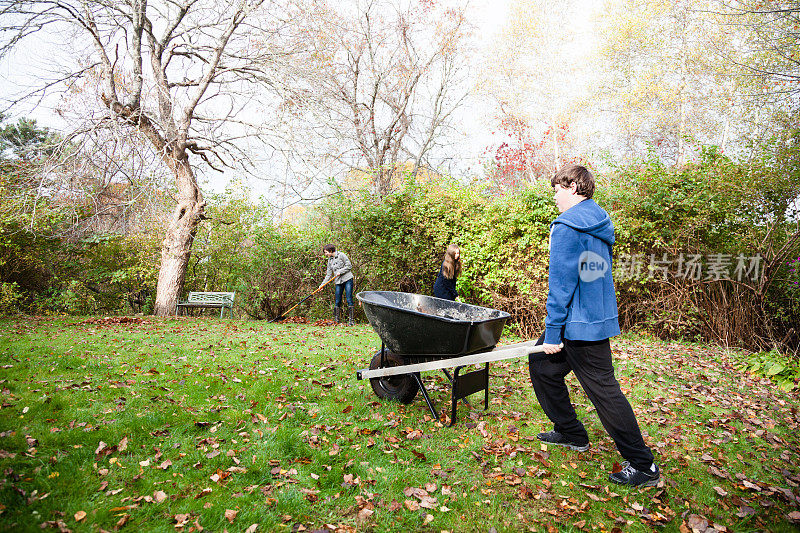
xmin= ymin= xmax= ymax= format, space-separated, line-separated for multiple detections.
xmin=153 ymin=157 xmax=205 ymax=316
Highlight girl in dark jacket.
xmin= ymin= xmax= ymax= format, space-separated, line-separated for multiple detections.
xmin=433 ymin=244 xmax=461 ymax=301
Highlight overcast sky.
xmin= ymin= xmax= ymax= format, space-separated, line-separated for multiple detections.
xmin=0 ymin=0 xmax=602 ymax=195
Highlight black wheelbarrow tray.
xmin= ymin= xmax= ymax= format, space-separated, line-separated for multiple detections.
xmin=355 ymin=291 xmax=552 ymax=425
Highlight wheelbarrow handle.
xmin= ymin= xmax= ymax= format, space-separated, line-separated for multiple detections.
xmin=357 ymin=341 xmax=564 ymax=380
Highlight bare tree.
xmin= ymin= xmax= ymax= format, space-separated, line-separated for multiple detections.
xmin=282 ymin=0 xmax=470 ymax=197
xmin=0 ymin=0 xmax=297 ymax=315
xmin=478 ymin=0 xmax=585 ymax=177
xmin=706 ymin=1 xmax=800 ymax=101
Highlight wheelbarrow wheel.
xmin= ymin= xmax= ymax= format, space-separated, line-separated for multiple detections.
xmin=369 ymin=350 xmax=418 ymax=404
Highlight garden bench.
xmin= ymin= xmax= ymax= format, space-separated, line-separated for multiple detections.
xmin=175 ymin=291 xmax=235 ymax=318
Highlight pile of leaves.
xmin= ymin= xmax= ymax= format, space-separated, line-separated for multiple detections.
xmin=74 ymin=316 xmax=147 ymax=326
xmin=310 ymin=319 xmax=338 ymax=327
xmin=279 ymin=316 xmax=308 ymax=324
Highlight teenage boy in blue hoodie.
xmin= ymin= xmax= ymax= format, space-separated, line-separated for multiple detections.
xmin=529 ymin=164 xmax=659 ymax=487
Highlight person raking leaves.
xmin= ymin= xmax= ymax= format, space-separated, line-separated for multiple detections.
xmin=319 ymin=244 xmax=355 ymax=325
xmin=529 ymin=164 xmax=660 ymax=487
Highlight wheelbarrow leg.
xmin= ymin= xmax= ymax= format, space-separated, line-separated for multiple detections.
xmin=442 ymin=369 xmax=471 ymax=408
xmin=411 ymin=372 xmax=439 ymax=421
xmin=483 ymin=363 xmax=489 ymax=411
xmin=450 ymin=363 xmax=491 ymax=427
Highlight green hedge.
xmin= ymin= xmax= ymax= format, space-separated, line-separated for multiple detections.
xmin=3 ymin=144 xmax=798 ymax=355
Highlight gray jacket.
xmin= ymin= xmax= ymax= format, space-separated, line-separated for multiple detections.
xmin=322 ymin=251 xmax=354 ymax=285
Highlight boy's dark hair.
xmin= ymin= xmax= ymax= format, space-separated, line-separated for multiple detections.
xmin=551 ymin=164 xmax=595 ymax=199
xmin=322 ymin=244 xmax=336 ymax=253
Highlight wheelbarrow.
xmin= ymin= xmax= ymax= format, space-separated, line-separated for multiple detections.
xmin=355 ymin=291 xmax=552 ymax=425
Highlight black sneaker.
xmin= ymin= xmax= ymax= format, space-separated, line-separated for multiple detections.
xmin=536 ymin=430 xmax=590 ymax=452
xmin=608 ymin=461 xmax=660 ymax=487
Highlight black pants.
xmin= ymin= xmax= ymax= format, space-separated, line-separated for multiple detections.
xmin=528 ymin=335 xmax=654 ymax=471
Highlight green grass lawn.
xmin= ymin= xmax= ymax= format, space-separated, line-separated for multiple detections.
xmin=0 ymin=316 xmax=798 ymax=532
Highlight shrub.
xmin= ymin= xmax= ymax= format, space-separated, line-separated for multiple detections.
xmin=601 ymin=146 xmax=800 ymax=353
xmin=0 ymin=282 xmax=21 ymax=315
xmin=738 ymin=349 xmax=800 ymax=391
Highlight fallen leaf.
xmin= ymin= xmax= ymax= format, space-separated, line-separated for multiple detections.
xmin=245 ymin=525 xmax=259 ymax=533
xmin=742 ymin=480 xmax=760 ymax=492
xmin=736 ymin=505 xmax=756 ymax=518
xmin=139 ymin=459 xmax=150 ymax=467
xmin=74 ymin=510 xmax=87 ymax=522
xmin=357 ymin=507 xmax=374 ymax=522
xmin=418 ymin=495 xmax=438 ymax=509
xmin=159 ymin=459 xmax=172 ymax=470
xmin=404 ymin=500 xmax=420 ymax=511
xmin=712 ymin=486 xmax=728 ymax=497
xmin=154 ymin=490 xmax=167 ymax=503
xmin=423 ymin=514 xmax=434 ymax=525
xmin=518 ymin=485 xmax=534 ymax=500
xmin=118 ymin=437 xmax=128 ymax=452
xmin=109 ymin=505 xmax=137 ymax=512
xmin=686 ymin=514 xmax=708 ymax=532
xmin=342 ymin=406 xmax=352 ymax=414
xmin=225 ymin=509 xmax=238 ymax=523
xmin=406 ymin=430 xmax=423 ymax=440
xmin=411 ymin=450 xmax=427 ymax=461
xmin=403 ymin=487 xmax=428 ymax=499
xmin=95 ymin=441 xmax=107 ymax=455
xmin=708 ymin=466 xmax=728 ymax=479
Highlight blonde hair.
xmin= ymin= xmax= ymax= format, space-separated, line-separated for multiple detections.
xmin=441 ymin=244 xmax=462 ymax=279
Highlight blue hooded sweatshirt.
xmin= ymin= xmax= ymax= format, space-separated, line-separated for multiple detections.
xmin=544 ymin=199 xmax=621 ymax=345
